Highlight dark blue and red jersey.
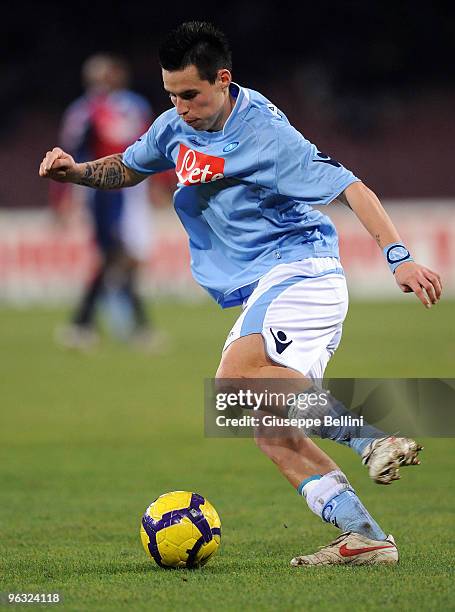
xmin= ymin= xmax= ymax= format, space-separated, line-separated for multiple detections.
xmin=58 ymin=89 xmax=152 ymax=252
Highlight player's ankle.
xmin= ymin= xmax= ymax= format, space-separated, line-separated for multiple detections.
xmin=297 ymin=470 xmax=387 ymax=541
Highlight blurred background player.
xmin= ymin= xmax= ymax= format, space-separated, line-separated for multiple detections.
xmin=52 ymin=53 xmax=165 ymax=350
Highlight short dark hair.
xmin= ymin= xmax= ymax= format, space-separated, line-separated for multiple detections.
xmin=159 ymin=21 xmax=232 ymax=83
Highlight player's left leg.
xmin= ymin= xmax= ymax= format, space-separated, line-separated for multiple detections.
xmin=216 ymin=259 xmax=414 ymax=565
xmin=123 ymin=261 xmax=149 ymax=331
xmin=71 ymin=260 xmax=106 ymax=330
xmin=217 ymin=333 xmax=390 ymax=541
xmin=217 ymin=333 xmax=397 ymax=564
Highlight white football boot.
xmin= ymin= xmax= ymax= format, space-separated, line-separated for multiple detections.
xmin=291 ymin=532 xmax=398 ymax=567
xmin=362 ymin=436 xmax=423 ymax=485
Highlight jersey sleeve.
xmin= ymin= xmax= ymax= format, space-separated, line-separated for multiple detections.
xmin=275 ymin=124 xmax=360 ymax=204
xmin=122 ymin=121 xmax=175 ymax=175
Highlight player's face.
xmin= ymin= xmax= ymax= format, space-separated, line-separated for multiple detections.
xmin=162 ymin=65 xmax=232 ymax=132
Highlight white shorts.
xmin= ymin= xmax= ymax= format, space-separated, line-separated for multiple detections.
xmin=223 ymin=258 xmax=349 ymax=380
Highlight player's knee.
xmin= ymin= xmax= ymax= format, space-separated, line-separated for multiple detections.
xmin=215 ymin=362 xmax=237 ymax=380
xmin=215 ymin=360 xmax=258 ymax=380
xmin=216 ymin=334 xmax=270 ymax=380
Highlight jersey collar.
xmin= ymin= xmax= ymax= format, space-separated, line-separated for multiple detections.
xmin=221 ymin=83 xmax=250 ymax=135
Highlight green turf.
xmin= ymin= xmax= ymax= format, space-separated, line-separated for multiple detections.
xmin=1 ymin=300 xmax=454 ymax=611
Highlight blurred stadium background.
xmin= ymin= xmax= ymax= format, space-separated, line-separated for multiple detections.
xmin=1 ymin=3 xmax=455 ymax=609
xmin=1 ymin=2 xmax=454 ymax=304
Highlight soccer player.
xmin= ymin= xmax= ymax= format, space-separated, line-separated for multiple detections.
xmin=39 ymin=22 xmax=442 ymax=565
xmin=52 ymin=54 xmax=163 ymax=350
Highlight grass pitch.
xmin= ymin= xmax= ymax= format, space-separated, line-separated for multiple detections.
xmin=1 ymin=300 xmax=454 ymax=611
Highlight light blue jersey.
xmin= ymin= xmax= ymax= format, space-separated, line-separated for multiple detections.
xmin=123 ymin=83 xmax=359 ymax=307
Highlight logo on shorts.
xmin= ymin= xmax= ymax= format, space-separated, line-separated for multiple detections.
xmin=176 ymin=144 xmax=225 ymax=185
xmin=270 ymin=329 xmax=293 ymax=354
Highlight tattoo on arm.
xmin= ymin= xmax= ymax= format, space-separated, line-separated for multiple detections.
xmin=77 ymin=154 xmax=127 ymax=189
xmin=374 ymin=233 xmax=381 ymax=246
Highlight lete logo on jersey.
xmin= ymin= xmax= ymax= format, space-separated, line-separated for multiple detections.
xmin=176 ymin=144 xmax=225 ymax=185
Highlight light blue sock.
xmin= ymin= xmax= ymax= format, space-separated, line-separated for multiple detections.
xmin=298 ymin=472 xmax=387 ymax=541
xmin=322 ymin=490 xmax=387 ymax=541
xmin=343 ymin=437 xmax=375 ymax=456
xmin=288 ymin=389 xmax=385 ymax=457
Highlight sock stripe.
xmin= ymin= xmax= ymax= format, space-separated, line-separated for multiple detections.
xmin=297 ymin=475 xmax=322 ymax=496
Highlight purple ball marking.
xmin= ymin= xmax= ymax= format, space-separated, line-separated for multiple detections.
xmin=185 ymin=535 xmax=205 ymax=568
xmin=141 ymin=514 xmax=163 ymax=567
xmin=187 ymin=493 xmax=212 ymax=543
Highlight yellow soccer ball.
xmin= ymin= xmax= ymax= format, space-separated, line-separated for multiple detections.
xmin=140 ymin=491 xmax=221 ymax=569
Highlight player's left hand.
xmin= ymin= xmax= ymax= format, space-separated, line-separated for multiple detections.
xmin=394 ymin=261 xmax=442 ymax=308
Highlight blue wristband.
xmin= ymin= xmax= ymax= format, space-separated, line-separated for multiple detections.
xmin=383 ymin=242 xmax=414 ymax=273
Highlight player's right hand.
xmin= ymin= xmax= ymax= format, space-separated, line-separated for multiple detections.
xmin=39 ymin=147 xmax=80 ymax=183
xmin=394 ymin=261 xmax=442 ymax=308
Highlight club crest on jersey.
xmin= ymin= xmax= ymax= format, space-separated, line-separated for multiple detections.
xmin=223 ymin=141 xmax=239 ymax=152
xmin=176 ymin=144 xmax=225 ymax=185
